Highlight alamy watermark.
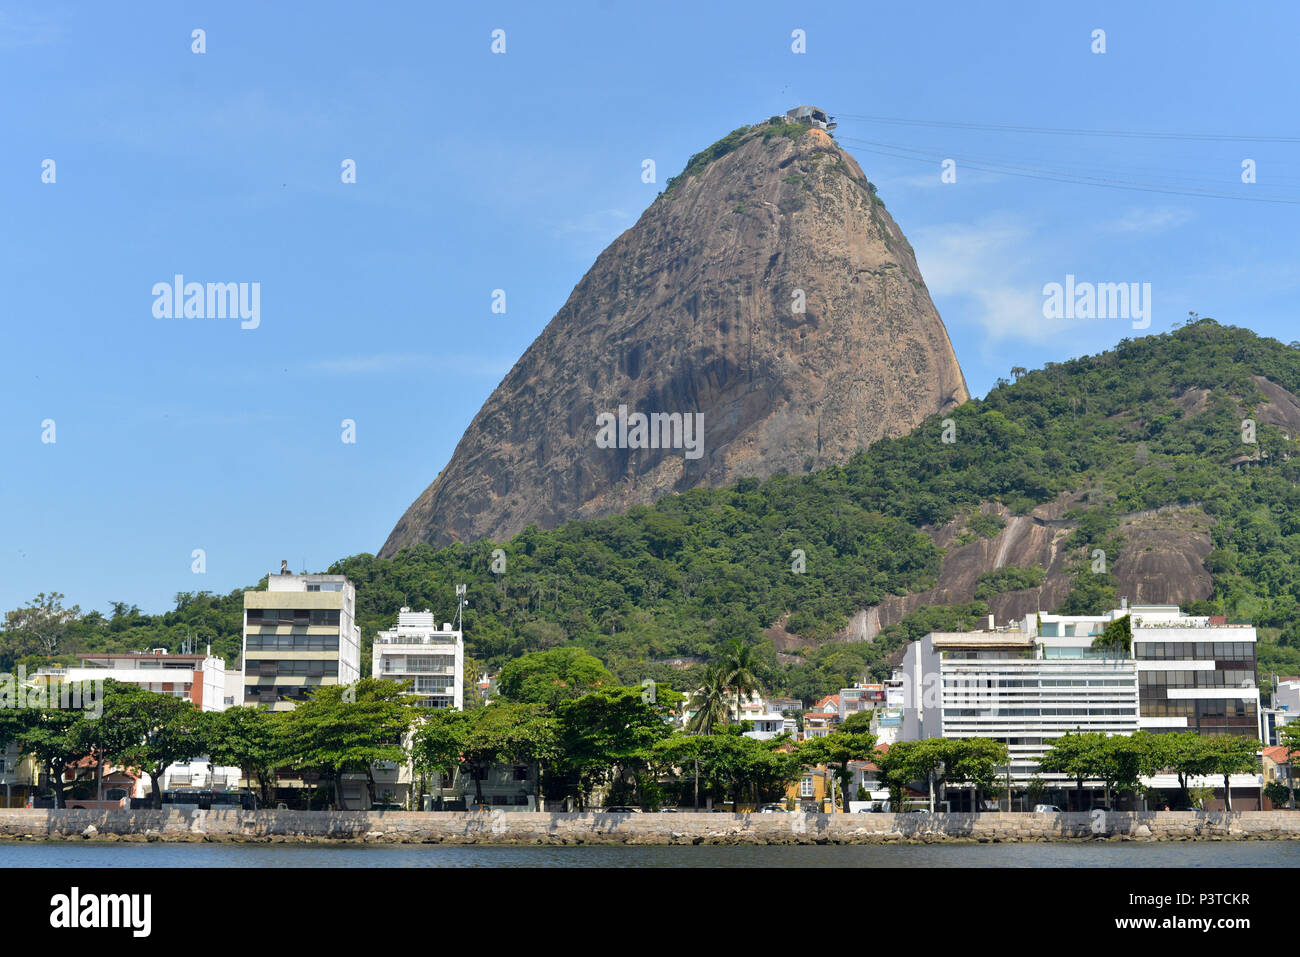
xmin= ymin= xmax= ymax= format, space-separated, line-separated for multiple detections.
xmin=594 ymin=406 xmax=704 ymax=460
xmin=0 ymin=667 xmax=103 ymax=717
xmin=152 ymin=275 xmax=260 ymax=330
xmin=1042 ymin=274 xmax=1151 ymax=329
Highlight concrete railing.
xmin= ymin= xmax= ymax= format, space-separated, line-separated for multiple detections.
xmin=3 ymin=808 xmax=1300 ymax=844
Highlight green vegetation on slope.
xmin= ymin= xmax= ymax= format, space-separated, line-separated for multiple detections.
xmin=7 ymin=320 xmax=1300 ymax=702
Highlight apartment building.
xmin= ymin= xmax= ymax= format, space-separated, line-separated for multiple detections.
xmin=901 ymin=620 xmax=1140 ymax=782
xmin=372 ymin=607 xmax=464 ymax=710
xmin=839 ymin=683 xmax=885 ymax=720
xmin=872 ymin=673 xmax=906 ymax=746
xmin=241 ymin=566 xmax=362 ymax=710
xmin=44 ymin=650 xmax=230 ymax=711
xmin=899 ymin=604 xmax=1263 ymax=802
xmin=1037 ymin=603 xmax=1261 ymax=739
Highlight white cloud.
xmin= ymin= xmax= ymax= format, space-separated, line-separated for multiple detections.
xmin=1104 ymin=207 xmax=1195 ymax=235
xmin=911 ymin=219 xmax=1057 ymax=343
xmin=553 ymin=208 xmax=633 ymax=237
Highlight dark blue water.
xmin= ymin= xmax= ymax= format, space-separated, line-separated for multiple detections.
xmin=3 ymin=840 xmax=1298 ymax=867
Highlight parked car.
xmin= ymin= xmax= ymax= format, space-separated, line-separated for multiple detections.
xmin=1034 ymin=804 xmax=1063 ymax=813
xmin=371 ymin=802 xmax=403 ymax=811
xmin=468 ymin=803 xmax=493 ymax=811
xmin=758 ymin=803 xmax=788 ymax=813
xmin=657 ymin=807 xmax=679 ymax=813
xmin=604 ymin=805 xmax=641 ymax=813
xmin=711 ymin=807 xmax=733 ymax=812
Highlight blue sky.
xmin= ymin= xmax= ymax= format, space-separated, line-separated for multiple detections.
xmin=2 ymin=2 xmax=1297 ymax=615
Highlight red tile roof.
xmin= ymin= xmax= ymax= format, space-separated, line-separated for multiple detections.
xmin=1263 ymin=745 xmax=1294 ymax=764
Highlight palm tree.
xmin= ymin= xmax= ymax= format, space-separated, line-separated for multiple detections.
xmin=719 ymin=640 xmax=761 ymax=812
xmin=721 ymin=639 xmax=760 ymax=729
xmin=686 ymin=666 xmax=730 ymax=735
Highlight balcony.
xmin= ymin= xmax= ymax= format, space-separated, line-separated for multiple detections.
xmin=374 ymin=634 xmax=458 ymax=646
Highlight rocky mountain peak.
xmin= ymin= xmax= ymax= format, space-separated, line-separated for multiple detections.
xmin=382 ymin=113 xmax=970 ymax=555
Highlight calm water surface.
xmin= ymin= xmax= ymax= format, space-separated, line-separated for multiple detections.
xmin=3 ymin=841 xmax=1299 ymax=867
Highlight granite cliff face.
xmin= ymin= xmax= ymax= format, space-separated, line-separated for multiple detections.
xmin=382 ymin=115 xmax=969 ymax=555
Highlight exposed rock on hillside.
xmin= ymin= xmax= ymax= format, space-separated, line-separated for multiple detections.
xmin=382 ymin=113 xmax=968 ymax=554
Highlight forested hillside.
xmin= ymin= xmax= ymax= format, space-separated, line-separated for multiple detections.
xmin=8 ymin=320 xmax=1300 ymax=701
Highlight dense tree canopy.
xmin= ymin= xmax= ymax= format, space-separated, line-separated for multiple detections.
xmin=7 ymin=321 xmax=1300 ymax=704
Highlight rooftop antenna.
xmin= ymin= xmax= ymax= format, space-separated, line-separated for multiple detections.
xmin=455 ymin=584 xmax=468 ymax=632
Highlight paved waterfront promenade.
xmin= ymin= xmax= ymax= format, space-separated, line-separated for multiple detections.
xmin=3 ymin=808 xmax=1300 ymax=844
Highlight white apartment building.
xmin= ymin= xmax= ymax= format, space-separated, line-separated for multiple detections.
xmin=36 ymin=649 xmax=240 ymax=805
xmin=742 ymin=711 xmax=797 ymax=741
xmin=1034 ymin=603 xmax=1260 ymax=738
xmin=900 ymin=604 xmax=1264 ymax=799
xmin=242 ymin=567 xmax=362 ymax=710
xmin=872 ymin=673 xmax=906 ymax=746
xmin=902 ymin=619 xmax=1140 ymax=782
xmin=42 ymin=649 xmax=229 ymax=711
xmin=372 ymin=607 xmax=464 ymax=710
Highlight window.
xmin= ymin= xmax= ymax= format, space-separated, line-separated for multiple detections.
xmin=246 ymin=634 xmax=339 ymax=651
xmin=800 ymin=775 xmax=815 ymax=798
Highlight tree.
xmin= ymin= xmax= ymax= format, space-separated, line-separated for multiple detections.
xmin=649 ymin=734 xmax=711 ymax=809
xmin=945 ymin=738 xmax=1010 ymax=812
xmin=11 ymin=702 xmax=92 ymax=808
xmin=720 ymin=639 xmax=760 ymax=728
xmin=1202 ymin=736 xmax=1260 ymax=812
xmin=692 ymin=730 xmax=801 ymax=810
xmin=280 ymin=679 xmax=415 ymax=810
xmin=1146 ymin=732 xmax=1218 ymax=809
xmin=686 ymin=666 xmax=731 ymax=735
xmin=414 ymin=702 xmax=558 ymax=806
xmin=1091 ymin=614 xmax=1132 ymax=656
xmin=553 ymin=686 xmax=677 ymax=808
xmin=0 ymin=705 xmax=24 ymax=757
xmin=1 ymin=592 xmax=81 ymax=668
xmin=497 ymin=648 xmax=614 ymax=710
xmin=1095 ymin=734 xmax=1145 ymax=808
xmin=203 ymin=706 xmax=286 ymax=807
xmin=1037 ymin=733 xmax=1100 ymax=810
xmin=874 ymin=738 xmax=956 ymax=812
xmin=1266 ymin=779 xmax=1293 ymax=806
xmin=412 ymin=708 xmax=471 ymax=805
xmin=798 ymin=727 xmax=876 ymax=812
xmin=1279 ymin=724 xmax=1300 ymax=809
xmin=101 ymin=682 xmax=208 ymax=808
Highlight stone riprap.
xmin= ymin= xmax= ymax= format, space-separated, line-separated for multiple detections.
xmin=2 ymin=809 xmax=1299 ymax=844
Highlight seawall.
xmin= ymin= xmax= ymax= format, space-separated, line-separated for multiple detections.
xmin=2 ymin=808 xmax=1300 ymax=844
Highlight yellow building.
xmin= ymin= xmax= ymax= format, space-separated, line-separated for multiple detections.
xmin=786 ymin=765 xmax=834 ymax=812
